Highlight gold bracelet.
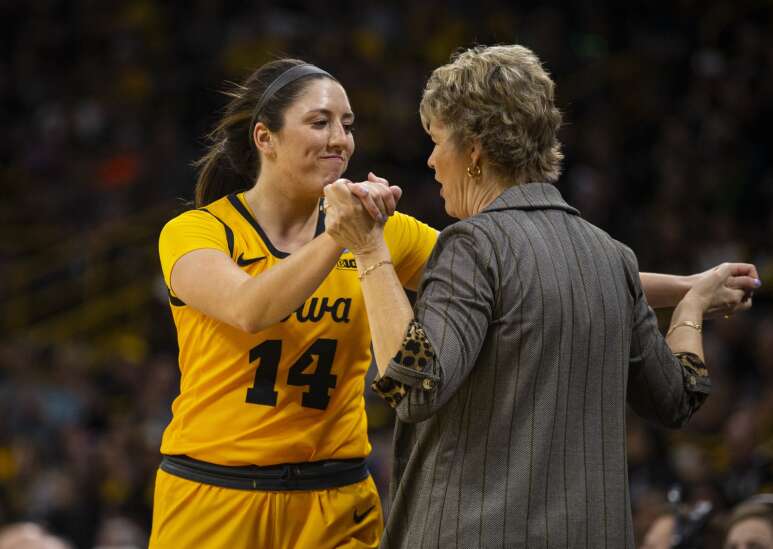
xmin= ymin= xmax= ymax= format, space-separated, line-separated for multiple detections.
xmin=667 ymin=320 xmax=702 ymax=337
xmin=358 ymin=259 xmax=392 ymax=280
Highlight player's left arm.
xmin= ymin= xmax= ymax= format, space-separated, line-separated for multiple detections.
xmin=639 ymin=272 xmax=693 ymax=309
xmin=640 ymin=267 xmax=760 ymax=315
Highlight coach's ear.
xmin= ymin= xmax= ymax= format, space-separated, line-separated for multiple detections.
xmin=469 ymin=139 xmax=482 ymax=164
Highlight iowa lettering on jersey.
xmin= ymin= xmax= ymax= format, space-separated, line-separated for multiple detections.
xmin=282 ymin=297 xmax=351 ymax=323
xmin=337 ymin=258 xmax=357 ymax=270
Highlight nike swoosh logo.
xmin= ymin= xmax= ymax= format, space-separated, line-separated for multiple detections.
xmin=236 ymin=253 xmax=266 ymax=266
xmin=353 ymin=505 xmax=375 ymax=524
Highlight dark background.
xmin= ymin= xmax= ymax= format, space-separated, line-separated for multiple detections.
xmin=1 ymin=1 xmax=772 ymax=547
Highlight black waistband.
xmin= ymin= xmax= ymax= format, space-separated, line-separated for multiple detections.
xmin=160 ymin=455 xmax=369 ymax=491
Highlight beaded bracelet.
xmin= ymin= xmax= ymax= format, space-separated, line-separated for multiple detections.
xmin=358 ymin=259 xmax=392 ymax=280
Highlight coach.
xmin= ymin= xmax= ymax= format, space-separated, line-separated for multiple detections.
xmin=323 ymin=44 xmax=760 ymax=548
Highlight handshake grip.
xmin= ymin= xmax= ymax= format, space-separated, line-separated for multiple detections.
xmin=325 ymin=172 xmax=402 ymax=223
xmin=323 ymin=176 xmax=398 ymax=255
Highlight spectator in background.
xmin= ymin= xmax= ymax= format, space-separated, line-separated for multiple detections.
xmin=639 ymin=499 xmax=716 ymax=549
xmin=641 ymin=507 xmax=677 ymax=549
xmin=0 ymin=522 xmax=72 ymax=549
xmin=721 ymin=407 xmax=773 ymax=506
xmin=93 ymin=516 xmax=147 ymax=549
xmin=724 ymin=497 xmax=773 ymax=549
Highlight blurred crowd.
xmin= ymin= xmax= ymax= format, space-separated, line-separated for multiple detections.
xmin=1 ymin=1 xmax=772 ymax=547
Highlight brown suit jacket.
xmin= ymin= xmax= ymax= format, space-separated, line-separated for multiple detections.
xmin=377 ymin=183 xmax=709 ymax=549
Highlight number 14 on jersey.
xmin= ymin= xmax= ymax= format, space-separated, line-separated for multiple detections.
xmin=245 ymin=338 xmax=338 ymax=410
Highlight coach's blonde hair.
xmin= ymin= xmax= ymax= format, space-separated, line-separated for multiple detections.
xmin=420 ymin=45 xmax=563 ymax=183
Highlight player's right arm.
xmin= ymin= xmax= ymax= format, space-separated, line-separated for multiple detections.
xmin=168 ymin=231 xmax=344 ymax=334
xmin=160 ymin=180 xmax=401 ymax=334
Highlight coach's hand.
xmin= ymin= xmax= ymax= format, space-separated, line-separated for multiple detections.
xmin=324 ymin=180 xmax=386 ymax=256
xmin=346 ymin=172 xmax=402 ymax=223
xmin=687 ymin=262 xmax=760 ymax=318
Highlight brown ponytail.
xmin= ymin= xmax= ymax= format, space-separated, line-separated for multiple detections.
xmin=193 ymin=59 xmax=337 ymax=208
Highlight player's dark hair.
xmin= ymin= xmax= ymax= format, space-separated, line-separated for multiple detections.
xmin=193 ymin=59 xmax=336 ymax=208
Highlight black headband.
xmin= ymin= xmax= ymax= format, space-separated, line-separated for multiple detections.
xmin=248 ymin=64 xmax=333 ymax=140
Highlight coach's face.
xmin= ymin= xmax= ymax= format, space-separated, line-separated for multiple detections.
xmin=426 ymin=118 xmax=475 ymax=219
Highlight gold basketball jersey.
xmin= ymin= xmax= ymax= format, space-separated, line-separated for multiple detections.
xmin=158 ymin=192 xmax=437 ymax=466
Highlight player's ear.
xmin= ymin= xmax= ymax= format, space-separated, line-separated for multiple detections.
xmin=253 ymin=122 xmax=276 ymax=159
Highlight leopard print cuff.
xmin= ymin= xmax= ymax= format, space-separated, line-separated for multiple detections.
xmin=371 ymin=320 xmax=436 ymax=408
xmin=674 ymin=351 xmax=711 ymax=416
xmin=674 ymin=352 xmax=710 ymax=392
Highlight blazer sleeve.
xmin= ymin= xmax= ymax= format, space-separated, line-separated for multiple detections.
xmin=372 ymin=221 xmax=498 ymax=423
xmin=620 ymin=244 xmax=711 ymax=428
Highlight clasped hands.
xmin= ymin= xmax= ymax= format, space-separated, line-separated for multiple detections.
xmin=686 ymin=263 xmax=760 ymax=318
xmin=324 ymin=172 xmax=398 ymax=255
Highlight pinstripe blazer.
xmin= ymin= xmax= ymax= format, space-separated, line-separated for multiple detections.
xmin=375 ymin=183 xmax=709 ymax=549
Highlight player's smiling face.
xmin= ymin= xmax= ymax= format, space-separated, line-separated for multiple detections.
xmin=271 ymin=78 xmax=355 ymax=195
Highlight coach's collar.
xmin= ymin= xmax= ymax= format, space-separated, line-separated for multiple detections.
xmin=482 ymin=182 xmax=580 ymax=216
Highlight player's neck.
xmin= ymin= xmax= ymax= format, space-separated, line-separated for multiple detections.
xmin=244 ymin=176 xmax=321 ymax=248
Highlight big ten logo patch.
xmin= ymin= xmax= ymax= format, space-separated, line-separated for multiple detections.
xmin=336 ymin=258 xmax=358 ymax=270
